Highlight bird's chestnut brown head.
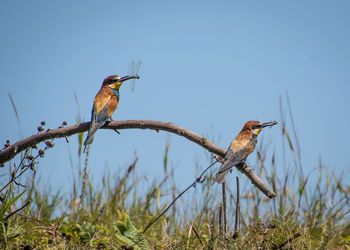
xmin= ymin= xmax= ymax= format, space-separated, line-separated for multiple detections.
xmin=102 ymin=75 xmax=139 ymax=90
xmin=242 ymin=120 xmax=278 ymax=136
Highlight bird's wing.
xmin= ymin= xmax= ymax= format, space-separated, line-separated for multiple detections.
xmin=221 ymin=140 xmax=256 ymax=172
xmin=215 ymin=151 xmax=243 ymax=176
xmin=94 ymin=93 xmax=113 ymax=123
xmin=83 ymin=94 xmax=112 ymax=150
xmin=223 ymin=144 xmax=232 ymax=161
xmin=213 ymin=138 xmax=245 ymax=183
xmin=223 ymin=135 xmax=249 ymax=161
xmin=213 ymin=139 xmax=256 ymax=183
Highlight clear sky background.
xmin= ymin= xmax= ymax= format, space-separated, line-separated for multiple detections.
xmin=1 ymin=1 xmax=349 ymax=195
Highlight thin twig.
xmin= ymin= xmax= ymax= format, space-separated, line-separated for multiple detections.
xmin=8 ymin=93 xmax=24 ymax=139
xmin=78 ymin=146 xmax=90 ymax=210
xmin=0 ymin=142 xmax=52 ymax=193
xmin=234 ymin=176 xmax=240 ymax=235
xmin=142 ymin=160 xmax=218 ymax=233
xmin=222 ymin=182 xmax=227 ymax=234
xmin=191 ymin=224 xmax=203 ymax=246
xmin=272 ymin=233 xmax=301 ymax=250
xmin=5 ymin=201 xmax=31 ymax=220
xmin=186 ymin=225 xmax=193 ymax=250
xmin=219 ymin=205 xmax=223 ymax=237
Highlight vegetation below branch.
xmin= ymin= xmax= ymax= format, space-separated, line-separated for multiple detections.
xmin=0 ymin=136 xmax=349 ymax=249
xmin=0 ymin=99 xmax=349 ymax=249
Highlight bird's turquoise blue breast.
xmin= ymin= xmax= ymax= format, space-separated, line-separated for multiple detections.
xmin=112 ymin=89 xmax=120 ymax=100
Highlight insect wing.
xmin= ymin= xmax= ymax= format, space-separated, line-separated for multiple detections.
xmin=128 ymin=60 xmax=141 ymax=92
xmin=135 ymin=60 xmax=142 ymax=75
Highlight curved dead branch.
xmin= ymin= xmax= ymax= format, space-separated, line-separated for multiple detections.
xmin=0 ymin=120 xmax=276 ymax=198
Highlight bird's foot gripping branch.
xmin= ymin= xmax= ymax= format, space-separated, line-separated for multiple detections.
xmin=0 ymin=120 xmax=276 ymax=198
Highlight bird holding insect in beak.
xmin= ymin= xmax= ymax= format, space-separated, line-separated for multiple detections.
xmin=83 ymin=74 xmax=139 ymax=153
xmin=213 ymin=120 xmax=277 ymax=183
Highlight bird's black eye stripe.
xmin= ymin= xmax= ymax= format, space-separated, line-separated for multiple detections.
xmin=253 ymin=124 xmax=262 ymax=129
xmin=108 ymin=79 xmax=118 ymax=83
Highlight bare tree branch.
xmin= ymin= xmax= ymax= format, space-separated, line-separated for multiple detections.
xmin=0 ymin=120 xmax=276 ymax=198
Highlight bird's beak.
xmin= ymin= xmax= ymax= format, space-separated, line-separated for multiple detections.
xmin=118 ymin=75 xmax=140 ymax=82
xmin=262 ymin=121 xmax=278 ymax=128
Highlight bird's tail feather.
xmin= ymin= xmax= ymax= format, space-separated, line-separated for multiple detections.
xmin=212 ymin=160 xmax=235 ymax=184
xmin=212 ymin=170 xmax=229 ymax=183
xmin=83 ymin=122 xmax=102 ymax=152
xmin=83 ymin=136 xmax=94 ymax=153
xmin=84 ymin=133 xmax=95 ymax=147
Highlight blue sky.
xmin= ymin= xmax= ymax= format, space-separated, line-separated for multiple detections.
xmin=1 ymin=0 xmax=349 ymax=195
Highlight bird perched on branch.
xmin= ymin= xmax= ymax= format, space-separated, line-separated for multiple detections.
xmin=213 ymin=120 xmax=277 ymax=183
xmin=83 ymin=74 xmax=139 ymax=152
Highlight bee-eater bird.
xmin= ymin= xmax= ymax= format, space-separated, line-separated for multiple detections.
xmin=213 ymin=120 xmax=277 ymax=183
xmin=83 ymin=74 xmax=139 ymax=153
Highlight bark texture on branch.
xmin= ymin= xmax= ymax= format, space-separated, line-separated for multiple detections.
xmin=0 ymin=120 xmax=276 ymax=198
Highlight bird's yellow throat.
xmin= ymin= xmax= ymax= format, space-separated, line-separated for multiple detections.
xmin=108 ymin=82 xmax=122 ymax=90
